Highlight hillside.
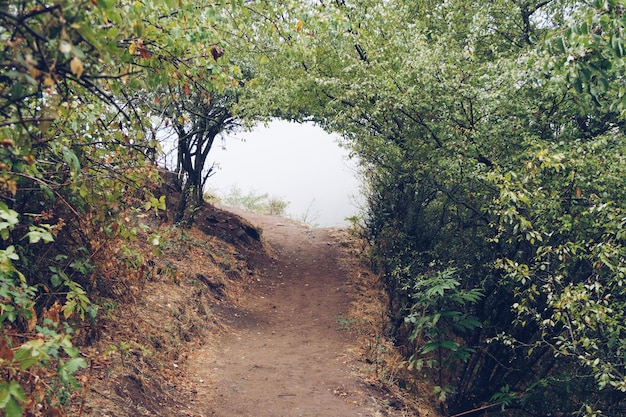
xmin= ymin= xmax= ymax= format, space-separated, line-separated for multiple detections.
xmin=72 ymin=203 xmax=437 ymax=417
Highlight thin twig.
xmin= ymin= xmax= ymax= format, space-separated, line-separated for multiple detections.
xmin=449 ymin=402 xmax=502 ymax=417
xmin=13 ymin=172 xmax=81 ymax=218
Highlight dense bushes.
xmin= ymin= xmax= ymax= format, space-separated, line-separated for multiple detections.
xmin=362 ymin=3 xmax=626 ymax=415
xmin=241 ymin=0 xmax=626 ymax=414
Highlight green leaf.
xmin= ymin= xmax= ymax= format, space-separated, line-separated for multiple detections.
xmin=63 ymin=300 xmax=76 ymax=319
xmin=62 ymin=344 xmax=80 ymax=358
xmin=0 ymin=384 xmax=10 ymax=408
xmin=421 ymin=342 xmax=440 ymax=355
xmin=96 ymin=0 xmax=116 ymax=9
xmin=14 ymin=339 xmax=47 ymax=370
xmin=4 ymin=396 xmax=23 ymax=417
xmin=40 ymin=184 xmax=54 ymax=199
xmin=574 ymin=77 xmax=584 ymax=94
xmin=64 ymin=357 xmax=87 ymax=374
xmin=557 ymin=37 xmax=567 ymax=53
xmin=24 ymin=226 xmax=54 ymax=244
xmin=611 ymin=36 xmax=623 ymax=57
xmin=7 ymin=382 xmax=25 ymax=403
xmin=580 ymin=21 xmax=589 ymax=35
xmin=440 ymin=340 xmax=460 ymax=351
xmin=0 ymin=207 xmax=19 ymax=227
xmin=50 ymin=273 xmax=62 ymax=288
xmin=61 ymin=146 xmax=81 ymax=176
xmin=1 ymin=246 xmax=20 ymax=261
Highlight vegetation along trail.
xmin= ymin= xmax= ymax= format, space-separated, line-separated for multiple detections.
xmin=189 ymin=208 xmax=419 ymax=417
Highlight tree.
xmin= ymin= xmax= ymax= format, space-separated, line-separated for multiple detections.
xmin=239 ymin=0 xmax=626 ymax=415
xmin=166 ymin=87 xmax=239 ymax=225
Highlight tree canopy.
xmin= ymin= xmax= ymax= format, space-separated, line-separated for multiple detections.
xmin=240 ymin=0 xmax=626 ymax=415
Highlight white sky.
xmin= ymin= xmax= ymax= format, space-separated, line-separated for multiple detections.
xmin=206 ymin=120 xmax=363 ymax=227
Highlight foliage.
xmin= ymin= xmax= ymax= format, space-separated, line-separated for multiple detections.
xmin=239 ymin=0 xmax=626 ymax=415
xmin=0 ymin=0 xmax=297 ymax=413
xmin=222 ymin=185 xmax=288 ymax=216
xmin=403 ymin=268 xmax=483 ymax=403
xmin=0 ymin=204 xmax=86 ymax=417
xmin=550 ymin=0 xmax=626 ymax=116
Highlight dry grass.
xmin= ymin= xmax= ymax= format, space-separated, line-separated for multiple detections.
xmin=332 ymin=228 xmax=441 ymax=417
xmin=72 ymin=218 xmax=261 ymax=417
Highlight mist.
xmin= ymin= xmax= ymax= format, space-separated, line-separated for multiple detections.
xmin=207 ymin=121 xmax=363 ymax=227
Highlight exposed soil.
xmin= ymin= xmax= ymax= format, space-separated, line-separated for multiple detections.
xmin=187 ymin=207 xmax=427 ymax=417
xmin=76 ymin=202 xmax=436 ymax=417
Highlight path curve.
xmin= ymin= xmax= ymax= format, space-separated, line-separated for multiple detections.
xmin=190 ymin=208 xmax=414 ymax=417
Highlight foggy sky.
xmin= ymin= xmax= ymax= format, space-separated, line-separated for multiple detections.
xmin=207 ymin=121 xmax=363 ymax=227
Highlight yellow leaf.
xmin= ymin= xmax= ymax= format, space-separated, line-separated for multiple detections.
xmin=29 ymin=66 xmax=41 ymax=80
xmin=27 ymin=306 xmax=37 ymax=331
xmin=296 ymin=19 xmax=303 ymax=32
xmin=129 ymin=42 xmax=137 ymax=55
xmin=121 ymin=66 xmax=131 ymax=84
xmin=70 ymin=56 xmax=84 ymax=78
xmin=4 ymin=179 xmax=18 ymax=196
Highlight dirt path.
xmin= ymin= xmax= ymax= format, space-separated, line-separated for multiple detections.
xmin=189 ymin=209 xmax=415 ymax=417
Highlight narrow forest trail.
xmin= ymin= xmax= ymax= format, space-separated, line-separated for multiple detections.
xmin=188 ymin=208 xmax=420 ymax=417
